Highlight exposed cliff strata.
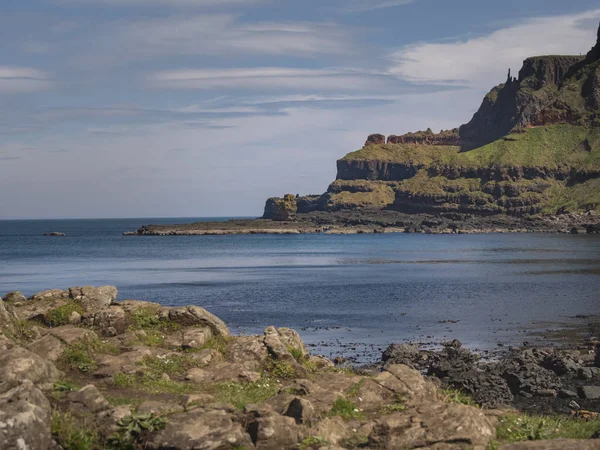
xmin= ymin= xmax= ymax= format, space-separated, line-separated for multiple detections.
xmin=262 ymin=23 xmax=600 ymax=221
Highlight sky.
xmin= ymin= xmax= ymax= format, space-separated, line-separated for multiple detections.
xmin=1 ymin=0 xmax=600 ymax=219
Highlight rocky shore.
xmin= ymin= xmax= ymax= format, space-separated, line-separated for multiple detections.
xmin=125 ymin=209 xmax=600 ymax=236
xmin=1 ymin=286 xmax=599 ymax=449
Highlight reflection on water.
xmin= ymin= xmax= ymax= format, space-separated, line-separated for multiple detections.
xmin=1 ymin=218 xmax=600 ymax=361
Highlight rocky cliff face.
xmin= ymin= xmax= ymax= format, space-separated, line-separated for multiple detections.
xmin=264 ymin=23 xmax=600 ymax=219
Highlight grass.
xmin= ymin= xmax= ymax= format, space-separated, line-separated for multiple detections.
xmin=107 ymin=413 xmax=167 ymax=450
xmin=342 ymin=125 xmax=600 ymax=171
xmin=113 ymin=372 xmax=193 ymax=395
xmin=492 ymin=413 xmax=600 ymax=445
xmin=46 ymin=301 xmax=83 ymax=327
xmin=346 ymin=379 xmax=365 ymax=398
xmin=209 ymin=379 xmax=279 ymax=410
xmin=327 ymin=397 xmax=365 ymax=421
xmin=379 ymin=397 xmax=407 ymax=415
xmin=441 ymin=388 xmax=477 ymax=407
xmin=265 ymin=358 xmax=298 ymax=380
xmin=10 ymin=319 xmax=38 ymax=341
xmin=141 ymin=354 xmax=201 ymax=377
xmin=128 ymin=307 xmax=181 ymax=332
xmin=125 ymin=306 xmax=186 ymax=348
xmin=542 ymin=178 xmax=600 ymax=214
xmin=51 ymin=380 xmax=79 ymax=400
xmin=60 ymin=335 xmax=119 ymax=373
xmin=300 ymin=436 xmax=329 ymax=449
xmin=190 ymin=336 xmax=229 ymax=356
xmin=51 ymin=411 xmax=98 ymax=450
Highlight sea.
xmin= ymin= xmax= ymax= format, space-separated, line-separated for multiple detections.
xmin=1 ymin=217 xmax=599 ymax=363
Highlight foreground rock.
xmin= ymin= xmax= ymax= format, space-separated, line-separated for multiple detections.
xmin=381 ymin=339 xmax=600 ymax=415
xmin=0 ymin=285 xmax=598 ymax=449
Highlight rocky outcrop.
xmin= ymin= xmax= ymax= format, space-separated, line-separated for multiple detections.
xmin=258 ymin=23 xmax=600 ymax=221
xmin=337 ymin=160 xmax=420 ymax=181
xmin=0 ymin=285 xmax=598 ymax=449
xmin=387 ymin=128 xmax=460 ymax=146
xmin=365 ymin=133 xmax=386 ymax=146
xmin=263 ymin=194 xmax=297 ymax=221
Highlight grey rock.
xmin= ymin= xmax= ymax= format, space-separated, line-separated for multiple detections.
xmin=148 ymin=407 xmax=253 ymax=450
xmin=164 ymin=306 xmax=230 ymax=338
xmin=577 ymin=386 xmax=600 ymax=399
xmin=0 ymin=380 xmax=53 ymax=450
xmin=284 ymin=397 xmax=315 ymax=425
xmin=69 ymin=286 xmax=118 ymax=313
xmin=0 ymin=347 xmax=61 ymax=391
xmin=558 ymin=389 xmax=578 ymax=399
xmin=68 ymin=385 xmax=111 ymax=416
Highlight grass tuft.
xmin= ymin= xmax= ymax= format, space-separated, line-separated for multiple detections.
xmin=495 ymin=414 xmax=600 ymax=443
xmin=209 ymin=379 xmax=279 ymax=410
xmin=113 ymin=372 xmax=192 ymax=395
xmin=46 ymin=301 xmax=83 ymax=327
xmin=327 ymin=397 xmax=365 ymax=421
xmin=60 ymin=335 xmax=119 ymax=373
xmin=51 ymin=410 xmax=98 ymax=450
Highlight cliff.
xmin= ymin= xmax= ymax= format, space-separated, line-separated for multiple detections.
xmin=264 ymin=23 xmax=600 ymax=219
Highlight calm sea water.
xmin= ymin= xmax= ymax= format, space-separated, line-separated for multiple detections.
xmin=1 ymin=218 xmax=599 ymax=362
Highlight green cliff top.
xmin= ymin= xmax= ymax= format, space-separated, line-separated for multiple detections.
xmin=342 ymin=124 xmax=600 ymax=170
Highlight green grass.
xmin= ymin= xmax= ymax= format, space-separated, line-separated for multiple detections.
xmin=191 ymin=336 xmax=229 ymax=356
xmin=51 ymin=381 xmax=79 ymax=400
xmin=60 ymin=336 xmax=119 ymax=373
xmin=107 ymin=413 xmax=167 ymax=450
xmin=141 ymin=354 xmax=201 ymax=377
xmin=327 ymin=397 xmax=365 ymax=421
xmin=494 ymin=413 xmax=600 ymax=443
xmin=10 ymin=319 xmax=38 ymax=341
xmin=300 ymin=436 xmax=329 ymax=449
xmin=51 ymin=411 xmax=98 ymax=450
xmin=542 ymin=178 xmax=600 ymax=213
xmin=265 ymin=358 xmax=298 ymax=380
xmin=46 ymin=301 xmax=83 ymax=327
xmin=379 ymin=401 xmax=407 ymax=415
xmin=113 ymin=372 xmax=193 ymax=395
xmin=209 ymin=379 xmax=279 ymax=409
xmin=342 ymin=125 xmax=600 ymax=171
xmin=441 ymin=388 xmax=477 ymax=406
xmin=128 ymin=307 xmax=181 ymax=332
xmin=346 ymin=379 xmax=365 ymax=398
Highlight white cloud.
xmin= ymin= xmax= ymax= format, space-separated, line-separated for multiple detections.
xmin=388 ymin=9 xmax=600 ymax=88
xmin=344 ymin=0 xmax=416 ymax=13
xmin=116 ymin=15 xmax=353 ymax=59
xmin=70 ymin=15 xmax=355 ymax=70
xmin=147 ymin=67 xmax=391 ymax=91
xmin=0 ymin=66 xmax=52 ymax=93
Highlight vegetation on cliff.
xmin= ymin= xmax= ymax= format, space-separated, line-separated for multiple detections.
xmin=284 ymin=23 xmax=600 ymax=218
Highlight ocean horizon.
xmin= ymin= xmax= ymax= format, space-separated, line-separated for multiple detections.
xmin=2 ymin=218 xmax=600 ymax=363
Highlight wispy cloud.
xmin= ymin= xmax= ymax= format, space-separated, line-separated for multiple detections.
xmin=344 ymin=0 xmax=416 ymax=13
xmin=0 ymin=66 xmax=52 ymax=93
xmin=147 ymin=67 xmax=393 ymax=91
xmin=73 ymin=15 xmax=355 ymax=69
xmin=387 ymin=9 xmax=600 ymax=88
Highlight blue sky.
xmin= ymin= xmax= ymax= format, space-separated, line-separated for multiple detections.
xmin=1 ymin=0 xmax=600 ymax=219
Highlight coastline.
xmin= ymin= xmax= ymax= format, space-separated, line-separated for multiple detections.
xmin=124 ymin=209 xmax=600 ymax=236
xmin=1 ymin=285 xmax=599 ymax=449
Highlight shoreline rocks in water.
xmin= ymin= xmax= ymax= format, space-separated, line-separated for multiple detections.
xmin=124 ymin=209 xmax=600 ymax=236
xmin=1 ymin=286 xmax=599 ymax=449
